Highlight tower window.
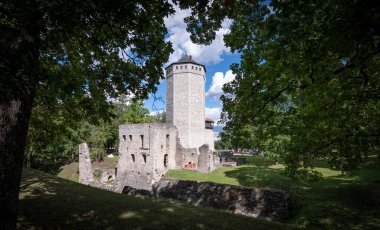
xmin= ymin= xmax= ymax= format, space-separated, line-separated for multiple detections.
xmin=192 ymin=66 xmax=194 ymax=69
xmin=185 ymin=65 xmax=187 ymax=69
xmin=180 ymin=66 xmax=183 ymax=69
xmin=143 ymin=155 xmax=147 ymax=164
xmin=131 ymin=154 xmax=135 ymax=162
xmin=140 ymin=135 xmax=144 ymax=148
xmin=129 ymin=135 xmax=132 ymax=141
xmin=176 ymin=66 xmax=178 ymax=70
xmin=195 ymin=67 xmax=198 ymax=70
xmin=122 ymin=135 xmax=126 ymax=141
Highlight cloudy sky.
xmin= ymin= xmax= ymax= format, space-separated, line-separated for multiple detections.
xmin=145 ymin=5 xmax=240 ymax=136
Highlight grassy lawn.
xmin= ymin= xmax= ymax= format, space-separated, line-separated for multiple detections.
xmin=18 ymin=168 xmax=295 ymax=230
xmin=57 ymin=156 xmax=119 ymax=182
xmin=166 ymin=156 xmax=380 ymax=229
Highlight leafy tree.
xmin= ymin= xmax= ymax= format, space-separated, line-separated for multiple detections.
xmin=25 ymin=92 xmax=85 ymax=172
xmin=215 ymin=131 xmax=232 ymax=150
xmin=0 ymin=1 xmax=174 ymax=228
xmin=178 ymin=0 xmax=380 ymax=175
xmin=123 ymin=100 xmax=157 ymax=124
xmin=154 ymin=110 xmax=167 ymax=123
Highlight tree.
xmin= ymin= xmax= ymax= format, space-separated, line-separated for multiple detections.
xmin=123 ymin=100 xmax=157 ymax=124
xmin=25 ymin=91 xmax=85 ymax=172
xmin=178 ymin=0 xmax=380 ymax=175
xmin=0 ymin=1 xmax=174 ymax=228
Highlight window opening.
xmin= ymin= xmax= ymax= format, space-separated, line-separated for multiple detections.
xmin=166 ymin=134 xmax=170 ymax=148
xmin=143 ymin=155 xmax=147 ymax=164
xmin=131 ymin=154 xmax=135 ymax=162
xmin=164 ymin=154 xmax=168 ymax=167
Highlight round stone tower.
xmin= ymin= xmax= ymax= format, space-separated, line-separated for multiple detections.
xmin=165 ymin=55 xmax=206 ymax=149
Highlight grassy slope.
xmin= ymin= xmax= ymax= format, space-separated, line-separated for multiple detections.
xmin=166 ymin=156 xmax=380 ymax=229
xmin=57 ymin=157 xmax=119 ymax=182
xmin=18 ymin=168 xmax=295 ymax=230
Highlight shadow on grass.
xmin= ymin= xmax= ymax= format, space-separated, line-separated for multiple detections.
xmin=18 ymin=168 xmax=293 ymax=230
xmin=224 ymin=166 xmax=298 ymax=191
xmin=223 ymin=157 xmax=380 ymax=229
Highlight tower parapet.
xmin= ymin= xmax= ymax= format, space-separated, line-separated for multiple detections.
xmin=166 ymin=55 xmax=206 ymax=79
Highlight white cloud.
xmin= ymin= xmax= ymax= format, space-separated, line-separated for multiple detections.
xmin=149 ymin=110 xmax=165 ymax=117
xmin=205 ymin=107 xmax=222 ymax=125
xmin=206 ymin=70 xmax=235 ymax=100
xmin=165 ymin=5 xmax=232 ymax=65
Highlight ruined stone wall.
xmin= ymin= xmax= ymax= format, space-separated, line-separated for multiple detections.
xmin=197 ymin=144 xmax=215 ymax=173
xmin=175 ymin=138 xmax=198 ymax=170
xmin=213 ymin=155 xmax=222 ymax=167
xmin=175 ymin=141 xmax=215 ymax=173
xmin=79 ymin=143 xmax=94 ymax=185
xmin=122 ymin=178 xmax=290 ymax=221
xmin=117 ymin=123 xmax=177 ymax=190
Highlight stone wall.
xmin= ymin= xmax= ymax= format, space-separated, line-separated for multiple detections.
xmin=117 ymin=123 xmax=177 ymax=190
xmin=204 ymin=129 xmax=215 ymax=151
xmin=79 ymin=143 xmax=94 ymax=185
xmin=197 ymin=144 xmax=215 ymax=173
xmin=175 ymin=138 xmax=198 ymax=170
xmin=176 ymin=141 xmax=215 ymax=173
xmin=122 ymin=178 xmax=289 ymax=221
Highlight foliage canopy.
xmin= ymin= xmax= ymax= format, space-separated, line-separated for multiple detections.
xmin=178 ymin=0 xmax=380 ymax=175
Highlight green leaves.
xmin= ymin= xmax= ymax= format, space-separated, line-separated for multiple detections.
xmin=184 ymin=0 xmax=380 ymax=175
xmin=123 ymin=100 xmax=157 ymax=124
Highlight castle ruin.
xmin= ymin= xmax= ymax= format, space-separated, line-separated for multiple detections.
xmin=80 ymin=55 xmax=217 ymax=191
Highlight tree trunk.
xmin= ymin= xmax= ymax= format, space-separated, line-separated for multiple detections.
xmin=0 ymin=93 xmax=34 ymax=229
xmin=0 ymin=1 xmax=40 ymax=228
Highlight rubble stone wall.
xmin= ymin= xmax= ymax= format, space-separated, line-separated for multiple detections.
xmin=123 ymin=178 xmax=289 ymax=221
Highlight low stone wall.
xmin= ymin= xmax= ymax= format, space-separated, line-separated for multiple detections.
xmin=122 ymin=178 xmax=289 ymax=221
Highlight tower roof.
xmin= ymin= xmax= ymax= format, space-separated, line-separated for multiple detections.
xmin=175 ymin=55 xmax=200 ymax=65
xmin=166 ymin=55 xmax=206 ymax=72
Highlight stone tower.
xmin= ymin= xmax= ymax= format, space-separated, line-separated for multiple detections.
xmin=166 ymin=55 xmax=209 ymax=149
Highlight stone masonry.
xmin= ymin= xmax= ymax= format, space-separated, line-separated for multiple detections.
xmin=116 ymin=123 xmax=177 ymax=190
xmin=79 ymin=143 xmax=94 ymax=185
xmin=123 ymin=178 xmax=290 ymax=221
xmin=166 ymin=55 xmax=214 ymax=150
xmin=80 ymin=56 xmax=217 ymax=191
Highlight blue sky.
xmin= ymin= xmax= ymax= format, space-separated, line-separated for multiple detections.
xmin=144 ymin=5 xmax=241 ymax=135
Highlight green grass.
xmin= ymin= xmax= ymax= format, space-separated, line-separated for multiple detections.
xmin=167 ymin=156 xmax=380 ymax=229
xmin=18 ymin=168 xmax=295 ymax=230
xmin=57 ymin=161 xmax=79 ymax=182
xmin=57 ymin=156 xmax=119 ymax=182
